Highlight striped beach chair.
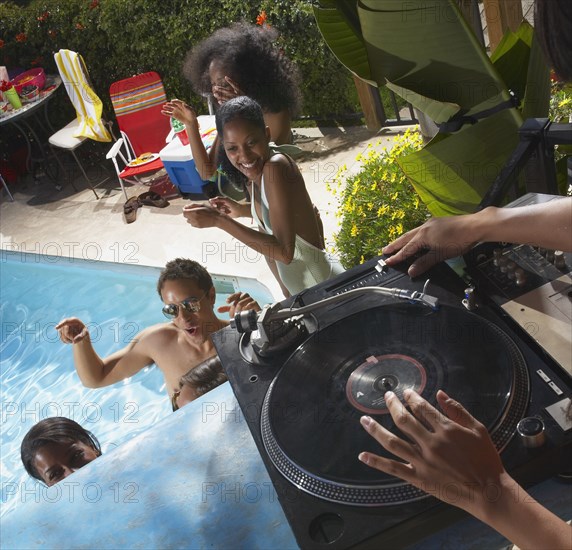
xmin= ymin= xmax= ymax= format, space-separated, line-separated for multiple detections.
xmin=109 ymin=72 xmax=171 ymax=157
xmin=49 ymin=49 xmax=112 ymax=198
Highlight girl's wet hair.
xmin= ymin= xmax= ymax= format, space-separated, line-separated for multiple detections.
xmin=183 ymin=22 xmax=301 ymax=115
xmin=21 ymin=417 xmax=101 ymax=482
xmin=172 ymin=356 xmax=227 ymax=411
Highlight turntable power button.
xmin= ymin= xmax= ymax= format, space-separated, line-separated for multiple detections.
xmin=517 ymin=417 xmax=546 ymax=448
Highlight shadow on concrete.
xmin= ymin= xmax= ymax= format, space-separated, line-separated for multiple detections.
xmin=294 ymin=125 xmax=405 ymax=162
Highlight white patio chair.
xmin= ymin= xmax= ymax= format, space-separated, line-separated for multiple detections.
xmin=49 ymin=49 xmax=112 ymax=199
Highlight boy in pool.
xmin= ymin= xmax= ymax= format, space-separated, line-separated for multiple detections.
xmin=21 ymin=417 xmax=101 ymax=486
xmin=56 ymin=258 xmax=259 ymax=400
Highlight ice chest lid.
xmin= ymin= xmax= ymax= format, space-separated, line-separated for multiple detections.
xmin=159 ymin=115 xmax=216 ymax=162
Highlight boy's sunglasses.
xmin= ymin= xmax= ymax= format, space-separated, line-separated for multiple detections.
xmin=162 ymin=290 xmax=209 ymax=319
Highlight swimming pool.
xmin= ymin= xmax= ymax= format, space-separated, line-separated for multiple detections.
xmin=0 ymin=251 xmax=274 ymax=518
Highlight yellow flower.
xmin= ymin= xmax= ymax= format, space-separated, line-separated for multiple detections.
xmin=351 ymin=223 xmax=358 ymax=237
xmin=377 ymin=204 xmax=389 ymax=216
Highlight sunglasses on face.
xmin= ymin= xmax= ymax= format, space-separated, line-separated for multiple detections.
xmin=162 ymin=290 xmax=209 ymax=319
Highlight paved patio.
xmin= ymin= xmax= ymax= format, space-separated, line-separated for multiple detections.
xmin=0 ymin=124 xmax=410 ymax=299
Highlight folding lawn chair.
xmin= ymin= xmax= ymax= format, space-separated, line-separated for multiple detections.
xmin=49 ymin=49 xmax=113 ymax=198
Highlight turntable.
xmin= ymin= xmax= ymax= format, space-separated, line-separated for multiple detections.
xmin=213 ymin=218 xmax=572 ymax=548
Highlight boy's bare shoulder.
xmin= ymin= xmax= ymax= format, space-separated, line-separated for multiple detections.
xmin=135 ymin=322 xmax=179 ymax=345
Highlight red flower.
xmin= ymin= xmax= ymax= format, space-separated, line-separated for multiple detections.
xmin=89 ymin=0 xmax=99 ymax=9
xmin=0 ymin=80 xmax=14 ymax=92
xmin=0 ymin=39 xmax=4 ymax=49
xmin=48 ymin=29 xmax=57 ymax=39
xmin=75 ymin=22 xmax=85 ymax=30
xmin=256 ymin=11 xmax=267 ymax=26
xmin=37 ymin=11 xmax=50 ymax=22
xmin=15 ymin=33 xmax=27 ymax=43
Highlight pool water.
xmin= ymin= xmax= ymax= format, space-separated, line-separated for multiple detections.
xmin=0 ymin=251 xmax=273 ymax=518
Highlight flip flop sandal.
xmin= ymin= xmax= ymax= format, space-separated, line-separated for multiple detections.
xmin=138 ymin=191 xmax=170 ymax=208
xmin=123 ymin=196 xmax=140 ymax=224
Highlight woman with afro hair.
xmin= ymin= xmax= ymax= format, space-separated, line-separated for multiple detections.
xmin=162 ymin=22 xmax=302 ymax=183
xmin=184 ymin=22 xmax=301 ymax=145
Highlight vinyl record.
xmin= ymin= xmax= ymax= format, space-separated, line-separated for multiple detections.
xmin=261 ymin=303 xmax=529 ymax=505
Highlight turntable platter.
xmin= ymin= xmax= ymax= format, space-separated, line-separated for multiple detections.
xmin=261 ymin=304 xmax=529 ymax=505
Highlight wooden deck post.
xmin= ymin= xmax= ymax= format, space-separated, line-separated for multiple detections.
xmin=352 ymin=75 xmax=384 ymax=132
xmin=482 ymin=0 xmax=524 ymax=51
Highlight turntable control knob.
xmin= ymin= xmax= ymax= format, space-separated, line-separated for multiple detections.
xmin=515 ymin=268 xmax=527 ymax=286
xmin=498 ymin=257 xmax=509 ymax=273
xmin=493 ymin=248 xmax=503 ymax=266
xmin=538 ymin=247 xmax=547 ymax=257
xmin=516 ymin=417 xmax=545 ymax=448
xmin=554 ymin=250 xmax=566 ymax=269
xmin=232 ymin=309 xmax=259 ymax=333
xmin=546 ymin=249 xmax=555 ymax=263
xmin=506 ymin=261 xmax=517 ymax=279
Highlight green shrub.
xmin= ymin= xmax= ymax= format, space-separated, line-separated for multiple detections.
xmin=0 ymin=0 xmax=360 ymax=120
xmin=329 ymin=128 xmax=429 ymax=269
xmin=549 ymin=79 xmax=572 ymax=123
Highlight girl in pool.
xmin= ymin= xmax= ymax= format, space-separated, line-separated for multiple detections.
xmin=182 ymin=96 xmax=344 ymax=297
xmin=21 ymin=417 xmax=101 ymax=486
xmin=171 ymin=356 xmax=227 ymax=411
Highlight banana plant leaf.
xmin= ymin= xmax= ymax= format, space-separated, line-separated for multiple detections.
xmin=315 ymin=0 xmax=512 ymax=121
xmin=491 ymin=21 xmax=550 ymax=119
xmin=521 ymin=27 xmax=551 ymax=119
xmin=313 ymin=0 xmax=550 ymax=216
xmin=313 ymin=1 xmax=373 ymax=84
xmin=398 ymin=109 xmax=523 ymax=216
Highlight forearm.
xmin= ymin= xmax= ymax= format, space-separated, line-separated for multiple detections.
xmin=232 ymin=202 xmax=253 ymax=219
xmin=185 ymin=122 xmax=217 ymax=180
xmin=72 ymin=339 xmax=108 ymax=388
xmin=216 ymin=216 xmax=295 ymax=264
xmin=476 ymin=199 xmax=572 ymax=252
xmin=473 ymin=474 xmax=572 ymax=550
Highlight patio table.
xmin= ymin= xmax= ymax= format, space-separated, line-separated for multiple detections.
xmin=0 ymin=74 xmax=62 ymax=182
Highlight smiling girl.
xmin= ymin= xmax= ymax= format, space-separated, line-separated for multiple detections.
xmin=182 ymin=96 xmax=343 ymax=297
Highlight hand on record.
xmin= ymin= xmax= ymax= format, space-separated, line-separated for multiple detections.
xmin=217 ymin=292 xmax=261 ymax=317
xmin=182 ymin=202 xmax=222 ymax=228
xmin=212 ymin=76 xmax=243 ymax=104
xmin=161 ymin=99 xmax=197 ymax=128
xmin=382 ymin=216 xmax=476 ymax=277
xmin=55 ymin=317 xmax=89 ymax=344
xmin=358 ymin=389 xmax=506 ymax=516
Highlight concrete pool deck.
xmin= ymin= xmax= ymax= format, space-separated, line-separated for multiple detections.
xmin=0 ymin=124 xmax=409 ymax=298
